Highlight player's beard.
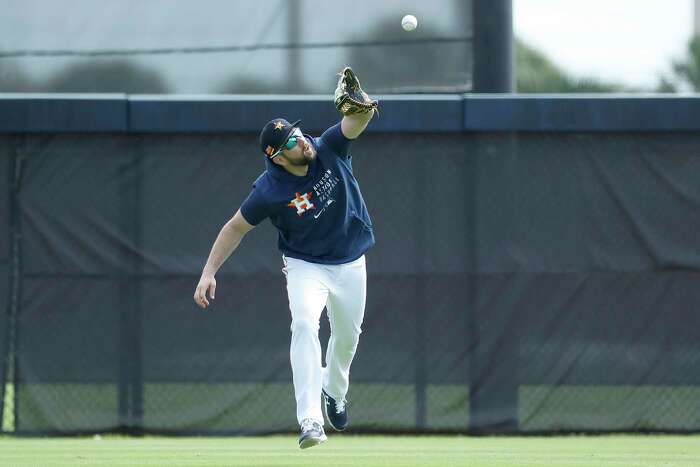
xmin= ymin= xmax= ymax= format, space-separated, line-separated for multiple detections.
xmin=285 ymin=157 xmax=308 ymax=167
xmin=287 ymin=141 xmax=316 ymax=166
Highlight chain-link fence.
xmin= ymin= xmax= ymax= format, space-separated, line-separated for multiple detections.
xmin=1 ymin=129 xmax=699 ymax=435
xmin=0 ymin=0 xmax=473 ymax=94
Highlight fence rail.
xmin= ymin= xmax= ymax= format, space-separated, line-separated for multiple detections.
xmin=2 ymin=94 xmax=700 ymax=133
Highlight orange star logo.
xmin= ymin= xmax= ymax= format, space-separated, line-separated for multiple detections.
xmin=274 ymin=121 xmax=285 ymax=130
xmin=288 ymin=192 xmax=315 ymax=216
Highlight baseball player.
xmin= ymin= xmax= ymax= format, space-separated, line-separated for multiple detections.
xmin=193 ymin=67 xmax=378 ymax=449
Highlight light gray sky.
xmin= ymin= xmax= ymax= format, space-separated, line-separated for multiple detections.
xmin=515 ymin=0 xmax=694 ymax=88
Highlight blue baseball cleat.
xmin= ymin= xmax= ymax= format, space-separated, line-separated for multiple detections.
xmin=322 ymin=389 xmax=348 ymax=431
xmin=298 ymin=418 xmax=327 ymax=449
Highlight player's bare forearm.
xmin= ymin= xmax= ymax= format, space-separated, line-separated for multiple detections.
xmin=201 ymin=210 xmax=254 ymax=276
xmin=341 ymin=109 xmax=375 ymax=139
xmin=195 ymin=210 xmax=254 ymax=308
xmin=201 ymin=225 xmax=243 ymax=277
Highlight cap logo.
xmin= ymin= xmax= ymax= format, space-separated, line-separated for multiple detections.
xmin=274 ymin=121 xmax=285 ymax=130
xmin=265 ymin=145 xmax=275 ymax=156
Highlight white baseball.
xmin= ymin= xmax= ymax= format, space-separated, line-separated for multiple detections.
xmin=401 ymin=14 xmax=418 ymax=32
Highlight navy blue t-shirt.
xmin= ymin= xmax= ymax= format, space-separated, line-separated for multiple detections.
xmin=240 ymin=122 xmax=374 ymax=264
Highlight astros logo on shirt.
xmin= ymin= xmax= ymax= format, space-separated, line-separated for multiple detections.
xmin=288 ymin=192 xmax=315 ymax=216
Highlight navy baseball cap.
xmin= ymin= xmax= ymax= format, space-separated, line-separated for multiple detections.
xmin=259 ymin=118 xmax=301 ymax=158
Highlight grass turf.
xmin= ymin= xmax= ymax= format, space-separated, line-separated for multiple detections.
xmin=1 ymin=434 xmax=698 ymax=467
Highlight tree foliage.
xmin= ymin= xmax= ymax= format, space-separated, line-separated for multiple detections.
xmin=657 ymin=36 xmax=700 ymax=92
xmin=44 ymin=60 xmax=170 ymax=93
xmin=0 ymin=62 xmax=41 ymax=92
xmin=516 ymin=38 xmax=624 ymax=93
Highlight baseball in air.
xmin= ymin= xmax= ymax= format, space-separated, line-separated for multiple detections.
xmin=401 ymin=15 xmax=418 ymax=31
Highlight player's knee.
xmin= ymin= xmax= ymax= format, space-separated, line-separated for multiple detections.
xmin=343 ymin=324 xmax=362 ymax=340
xmin=333 ymin=330 xmax=361 ymax=351
xmin=290 ymin=317 xmax=319 ymax=337
xmin=339 ymin=340 xmax=359 ymax=357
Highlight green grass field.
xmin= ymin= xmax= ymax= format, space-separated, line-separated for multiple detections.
xmin=1 ymin=435 xmax=699 ymax=467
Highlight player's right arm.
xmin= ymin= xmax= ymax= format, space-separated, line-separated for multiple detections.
xmin=341 ymin=109 xmax=375 ymax=140
xmin=194 ymin=209 xmax=255 ymax=309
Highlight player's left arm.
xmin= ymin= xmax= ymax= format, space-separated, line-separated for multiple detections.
xmin=341 ymin=109 xmax=375 ymax=140
xmin=334 ymin=67 xmax=377 ymax=140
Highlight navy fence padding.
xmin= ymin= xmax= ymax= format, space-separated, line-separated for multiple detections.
xmin=0 ymin=95 xmax=127 ymax=133
xmin=462 ymin=95 xmax=700 ymax=131
xmin=1 ymin=97 xmax=699 ymax=435
xmin=3 ymin=95 xmax=700 ymax=133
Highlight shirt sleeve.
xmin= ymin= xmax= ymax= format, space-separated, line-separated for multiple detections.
xmin=319 ymin=122 xmax=352 ymax=159
xmin=239 ymin=187 xmax=272 ymax=226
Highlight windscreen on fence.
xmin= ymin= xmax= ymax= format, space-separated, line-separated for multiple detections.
xmin=1 ymin=130 xmax=699 ymax=434
xmin=0 ymin=0 xmax=473 ymax=94
xmin=0 ymin=148 xmax=9 ymax=431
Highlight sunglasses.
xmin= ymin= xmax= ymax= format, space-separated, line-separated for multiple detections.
xmin=271 ymin=130 xmax=302 ymax=158
xmin=282 ymin=136 xmax=298 ymax=150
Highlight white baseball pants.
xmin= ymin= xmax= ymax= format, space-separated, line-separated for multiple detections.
xmin=284 ymin=255 xmax=367 ymax=425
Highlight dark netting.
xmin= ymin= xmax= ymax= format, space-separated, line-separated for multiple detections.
xmin=0 ymin=140 xmax=10 ymax=431
xmin=2 ymin=131 xmax=700 ymax=434
xmin=0 ymin=0 xmax=472 ymax=94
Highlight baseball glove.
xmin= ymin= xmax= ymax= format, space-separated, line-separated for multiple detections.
xmin=334 ymin=67 xmax=378 ymax=116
